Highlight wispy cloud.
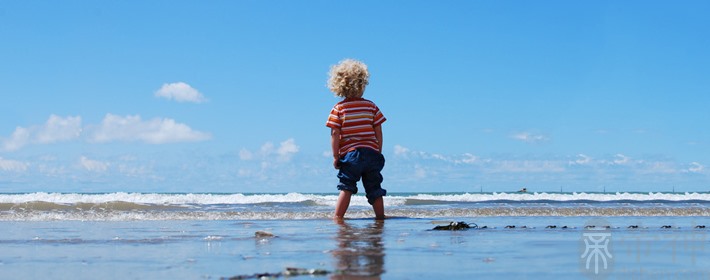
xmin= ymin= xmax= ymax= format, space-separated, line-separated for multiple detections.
xmin=569 ymin=154 xmax=592 ymax=166
xmin=276 ymin=138 xmax=299 ymax=162
xmin=1 ymin=127 xmax=30 ymax=152
xmin=686 ymin=162 xmax=704 ymax=173
xmin=239 ymin=149 xmax=254 ymax=160
xmin=391 ymin=145 xmax=708 ymax=188
xmin=414 ymin=165 xmax=427 ymax=179
xmin=611 ymin=154 xmax=631 ymax=165
xmin=393 ymin=144 xmax=478 ymax=164
xmin=393 ymin=144 xmax=410 ymax=157
xmin=35 ymin=115 xmax=83 ymax=144
xmin=511 ymin=132 xmax=548 ymax=144
xmin=0 ymin=157 xmax=29 ymax=172
xmin=79 ymin=156 xmax=110 ymax=172
xmin=242 ymin=138 xmax=300 ymax=162
xmin=566 ymin=153 xmax=706 ymax=176
xmin=1 ymin=115 xmax=81 ymax=151
xmin=155 ymin=82 xmax=207 ymax=103
xmin=2 ymin=114 xmax=208 ymax=151
xmin=88 ymin=114 xmax=211 ymax=144
xmin=237 ymin=138 xmax=301 ymax=179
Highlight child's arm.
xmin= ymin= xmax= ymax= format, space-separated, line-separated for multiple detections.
xmin=374 ymin=125 xmax=383 ymax=153
xmin=331 ymin=128 xmax=341 ymax=169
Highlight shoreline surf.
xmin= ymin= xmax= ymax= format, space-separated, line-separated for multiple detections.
xmin=1 ymin=192 xmax=709 ymax=221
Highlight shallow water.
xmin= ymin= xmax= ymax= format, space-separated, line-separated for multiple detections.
xmin=1 ymin=216 xmax=708 ymax=279
xmin=1 ymin=192 xmax=709 ymax=279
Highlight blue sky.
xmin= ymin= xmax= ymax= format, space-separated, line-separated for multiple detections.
xmin=1 ymin=1 xmax=708 ymax=193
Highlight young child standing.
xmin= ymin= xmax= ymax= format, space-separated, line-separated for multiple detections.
xmin=326 ymin=59 xmax=387 ymax=220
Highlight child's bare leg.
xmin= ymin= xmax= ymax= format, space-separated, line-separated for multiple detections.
xmin=334 ymin=190 xmax=353 ymax=219
xmin=371 ymin=197 xmax=385 ymax=220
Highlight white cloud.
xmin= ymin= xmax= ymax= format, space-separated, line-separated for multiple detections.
xmin=117 ymin=161 xmax=152 ymax=177
xmin=612 ymin=154 xmax=631 ymax=165
xmin=248 ymin=138 xmax=300 ymax=162
xmin=260 ymin=142 xmax=275 ymax=154
xmin=687 ymin=162 xmax=704 ymax=173
xmin=236 ymin=139 xmax=301 ymax=180
xmin=2 ymin=114 xmax=209 ymax=150
xmin=38 ymin=163 xmax=66 ymax=177
xmin=394 ymin=145 xmax=410 ymax=157
xmin=392 ymin=146 xmax=709 ymax=180
xmin=639 ymin=161 xmax=677 ymax=174
xmin=512 ymin=132 xmax=548 ymax=144
xmin=1 ymin=115 xmax=81 ymax=151
xmin=570 ymin=154 xmax=592 ymax=166
xmin=0 ymin=157 xmax=29 ymax=172
xmin=456 ymin=153 xmax=478 ymax=164
xmin=393 ymin=144 xmax=478 ymax=165
xmin=239 ymin=149 xmax=254 ymax=160
xmin=431 ymin=153 xmax=447 ymax=161
xmin=80 ymin=156 xmax=110 ymax=172
xmin=414 ymin=165 xmax=427 ymax=179
xmin=276 ymin=138 xmax=299 ymax=161
xmin=155 ymin=82 xmax=206 ymax=103
xmin=89 ymin=114 xmax=211 ymax=144
xmin=35 ymin=115 xmax=82 ymax=144
xmin=237 ymin=168 xmax=253 ymax=178
xmin=565 ymin=154 xmax=704 ymax=175
xmin=2 ymin=127 xmax=30 ymax=151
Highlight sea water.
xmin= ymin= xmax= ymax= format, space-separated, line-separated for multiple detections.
xmin=1 ymin=192 xmax=709 ymax=279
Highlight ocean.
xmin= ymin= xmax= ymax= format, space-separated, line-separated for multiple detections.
xmin=1 ymin=192 xmax=709 ymax=279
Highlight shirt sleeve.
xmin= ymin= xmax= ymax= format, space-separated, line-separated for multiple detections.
xmin=373 ymin=105 xmax=386 ymax=126
xmin=326 ymin=106 xmax=342 ymax=129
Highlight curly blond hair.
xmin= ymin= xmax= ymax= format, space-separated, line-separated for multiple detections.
xmin=327 ymin=59 xmax=370 ymax=98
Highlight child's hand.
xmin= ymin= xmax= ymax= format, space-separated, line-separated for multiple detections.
xmin=333 ymin=157 xmax=340 ymax=169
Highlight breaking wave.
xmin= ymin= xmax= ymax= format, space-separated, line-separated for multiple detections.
xmin=1 ymin=192 xmax=708 ymax=221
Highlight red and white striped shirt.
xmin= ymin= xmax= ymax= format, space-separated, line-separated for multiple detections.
xmin=326 ymin=98 xmax=386 ymax=156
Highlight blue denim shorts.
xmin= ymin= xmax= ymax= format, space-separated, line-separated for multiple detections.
xmin=336 ymin=148 xmax=387 ymax=205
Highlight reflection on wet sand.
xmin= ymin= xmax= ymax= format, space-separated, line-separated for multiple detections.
xmin=332 ymin=220 xmax=385 ymax=279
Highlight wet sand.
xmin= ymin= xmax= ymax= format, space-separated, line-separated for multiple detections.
xmin=1 ymin=216 xmax=708 ymax=279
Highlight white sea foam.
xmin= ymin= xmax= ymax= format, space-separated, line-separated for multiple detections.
xmin=0 ymin=192 xmax=332 ymax=205
xmin=407 ymin=192 xmax=710 ymax=202
xmin=2 ymin=206 xmax=709 ymax=221
xmin=0 ymin=192 xmax=708 ymax=207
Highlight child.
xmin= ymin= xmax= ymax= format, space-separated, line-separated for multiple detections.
xmin=326 ymin=59 xmax=387 ymax=220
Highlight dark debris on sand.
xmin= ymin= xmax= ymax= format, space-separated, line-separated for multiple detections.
xmin=432 ymin=221 xmax=477 ymax=231
xmin=223 ymin=267 xmax=330 ymax=279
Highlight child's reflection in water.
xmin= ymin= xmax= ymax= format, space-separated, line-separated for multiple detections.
xmin=331 ymin=219 xmax=385 ymax=279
